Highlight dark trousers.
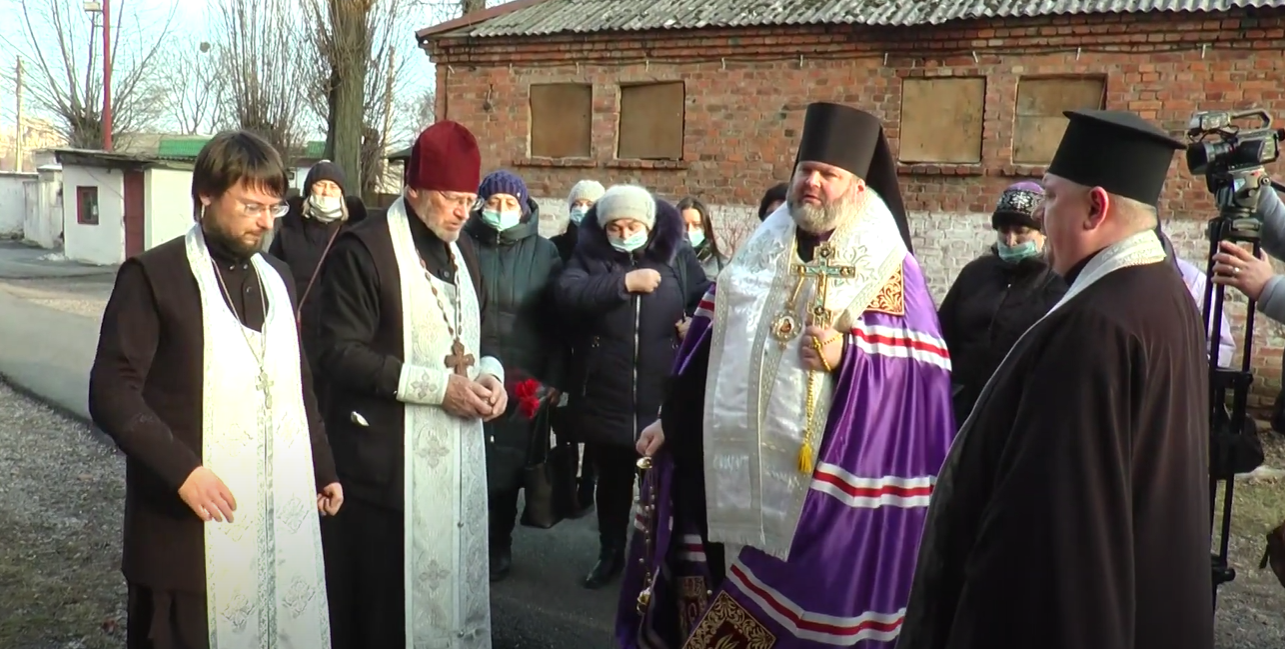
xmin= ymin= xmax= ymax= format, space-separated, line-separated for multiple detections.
xmin=489 ymin=487 xmax=520 ymax=552
xmin=594 ymin=444 xmax=640 ymax=549
xmin=322 ymin=498 xmax=405 ymax=649
xmin=127 ymin=585 xmax=207 ymax=649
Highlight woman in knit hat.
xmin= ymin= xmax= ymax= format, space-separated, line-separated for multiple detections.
xmin=553 ymin=184 xmax=710 ymax=589
xmin=937 ymin=181 xmax=1067 ymax=428
xmin=551 ymin=179 xmax=606 ymax=262
xmin=267 ymin=160 xmax=367 ymax=407
xmin=463 ymin=170 xmax=566 ymax=582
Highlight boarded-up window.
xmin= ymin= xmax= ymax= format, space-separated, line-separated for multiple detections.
xmin=529 ymin=83 xmax=592 ymax=158
xmin=1013 ymin=77 xmax=1107 ymax=164
xmin=618 ymin=82 xmax=685 ymax=160
xmin=899 ymin=77 xmax=987 ymax=164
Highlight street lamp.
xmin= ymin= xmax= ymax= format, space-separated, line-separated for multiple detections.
xmin=83 ymin=1 xmax=112 ymax=151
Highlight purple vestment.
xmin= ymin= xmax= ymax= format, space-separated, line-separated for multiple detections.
xmin=616 ymin=254 xmax=957 ymax=648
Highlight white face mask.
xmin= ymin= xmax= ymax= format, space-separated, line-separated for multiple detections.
xmin=309 ymin=194 xmax=343 ymax=222
xmin=569 ymin=205 xmax=588 ymax=224
xmin=482 ymin=208 xmax=522 ymax=231
xmin=688 ymin=229 xmax=706 ymax=248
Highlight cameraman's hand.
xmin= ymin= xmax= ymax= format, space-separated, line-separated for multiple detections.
xmin=1212 ymin=241 xmax=1274 ymax=301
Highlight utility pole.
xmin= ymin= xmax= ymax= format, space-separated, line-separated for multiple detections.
xmin=14 ymin=59 xmax=24 ymax=172
xmin=102 ymin=0 xmax=113 ymax=151
xmin=380 ymin=46 xmax=396 ymax=155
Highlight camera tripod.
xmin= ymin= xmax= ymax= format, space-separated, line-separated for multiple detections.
xmin=1203 ymin=178 xmax=1285 ymax=608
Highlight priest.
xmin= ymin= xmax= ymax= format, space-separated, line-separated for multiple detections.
xmin=615 ymin=102 xmax=955 ymax=648
xmin=88 ymin=130 xmax=341 ymax=649
xmin=316 ymin=120 xmax=507 ymax=649
xmin=898 ymin=110 xmax=1212 ymax=649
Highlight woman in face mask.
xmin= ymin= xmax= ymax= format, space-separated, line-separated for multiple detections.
xmin=551 ymin=179 xmax=606 ymax=263
xmin=267 ymin=160 xmax=367 ymax=408
xmin=462 ymin=170 xmax=568 ymax=582
xmin=552 ymin=184 xmax=710 ymax=590
xmin=676 ymin=196 xmax=728 ymax=281
xmin=936 ymin=181 xmax=1067 ymax=429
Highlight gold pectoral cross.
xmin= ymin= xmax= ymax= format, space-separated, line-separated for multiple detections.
xmin=790 ymin=242 xmax=856 ymax=476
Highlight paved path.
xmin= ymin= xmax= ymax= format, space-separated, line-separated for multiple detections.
xmin=0 ymin=275 xmax=619 ymax=647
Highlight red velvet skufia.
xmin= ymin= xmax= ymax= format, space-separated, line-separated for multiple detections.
xmin=406 ymin=121 xmax=482 ymax=193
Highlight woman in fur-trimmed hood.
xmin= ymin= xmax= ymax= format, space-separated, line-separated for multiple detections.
xmin=553 ymin=184 xmax=709 ymax=590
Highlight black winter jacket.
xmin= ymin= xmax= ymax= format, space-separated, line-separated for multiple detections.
xmin=554 ymin=198 xmax=710 ymax=449
xmin=464 ymin=199 xmax=565 ymax=492
xmin=937 ymin=248 xmax=1067 ymax=427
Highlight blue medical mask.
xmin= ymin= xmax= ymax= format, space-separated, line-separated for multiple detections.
xmin=609 ymin=230 xmax=649 ymax=253
xmin=482 ymin=208 xmax=522 ymax=231
xmin=569 ymin=205 xmax=588 ymax=224
xmin=688 ymin=229 xmax=706 ymax=248
xmin=997 ymin=239 xmax=1039 ymax=263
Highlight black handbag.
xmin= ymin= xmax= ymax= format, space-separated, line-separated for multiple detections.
xmin=520 ymin=402 xmax=579 ymax=529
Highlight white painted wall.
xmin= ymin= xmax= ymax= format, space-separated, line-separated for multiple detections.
xmin=145 ymin=167 xmax=196 ymax=249
xmin=23 ymin=165 xmax=62 ymax=249
xmin=62 ymin=165 xmax=125 ymax=266
xmin=0 ymin=172 xmax=36 ymax=238
xmin=293 ymin=165 xmax=313 ymax=193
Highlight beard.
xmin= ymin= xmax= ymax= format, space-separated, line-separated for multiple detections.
xmin=202 ymin=217 xmax=262 ymax=259
xmin=788 ymin=184 xmax=860 ymax=234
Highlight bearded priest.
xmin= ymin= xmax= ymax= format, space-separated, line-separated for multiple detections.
xmin=317 ymin=121 xmax=507 ymax=649
xmin=615 ymin=102 xmax=956 ymax=648
xmin=88 ymin=130 xmax=340 ymax=649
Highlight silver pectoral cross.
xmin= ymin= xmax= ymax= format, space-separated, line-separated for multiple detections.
xmin=257 ymin=368 xmax=273 ymax=411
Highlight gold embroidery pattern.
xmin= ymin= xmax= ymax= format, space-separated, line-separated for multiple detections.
xmin=866 ymin=264 xmax=905 ymax=317
xmin=683 ymin=591 xmax=776 ymax=649
xmin=678 ymin=576 xmax=711 ymax=639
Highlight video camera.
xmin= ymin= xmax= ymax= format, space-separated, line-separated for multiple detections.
xmin=1185 ymin=109 xmax=1284 ymax=607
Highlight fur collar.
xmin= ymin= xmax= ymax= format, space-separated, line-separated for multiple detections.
xmin=574 ymin=196 xmax=685 ymax=264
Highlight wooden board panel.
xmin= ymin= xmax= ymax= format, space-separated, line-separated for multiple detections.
xmin=529 ymin=83 xmax=592 ymax=158
xmin=1013 ymin=77 xmax=1106 ymax=164
xmin=617 ymin=81 xmax=685 ymax=160
xmin=899 ymin=77 xmax=986 ymax=164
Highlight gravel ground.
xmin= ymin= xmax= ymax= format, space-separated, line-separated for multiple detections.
xmin=0 ymin=364 xmax=1281 ymax=647
xmin=0 ymin=379 xmax=126 ymax=649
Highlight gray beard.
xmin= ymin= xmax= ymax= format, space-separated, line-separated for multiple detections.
xmin=788 ymin=187 xmax=858 ymax=234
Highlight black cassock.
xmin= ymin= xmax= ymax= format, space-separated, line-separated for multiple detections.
xmin=898 ymin=252 xmax=1213 ymax=649
xmin=88 ymin=235 xmax=335 ymax=649
xmin=315 ymin=208 xmax=488 ymax=649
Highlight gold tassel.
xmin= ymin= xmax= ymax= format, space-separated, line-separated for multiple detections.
xmin=798 ymin=440 xmax=814 ymax=475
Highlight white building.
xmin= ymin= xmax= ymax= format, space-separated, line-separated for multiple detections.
xmin=53 ymin=149 xmax=195 ymax=266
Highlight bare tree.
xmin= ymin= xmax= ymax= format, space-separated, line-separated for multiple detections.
xmin=210 ymin=0 xmax=305 ymax=156
xmin=158 ymin=41 xmax=222 ymax=135
xmin=1 ymin=0 xmax=176 ymax=148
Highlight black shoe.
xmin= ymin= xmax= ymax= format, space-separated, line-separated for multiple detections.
xmin=489 ymin=546 xmax=512 ymax=582
xmin=570 ymin=479 xmax=596 ymax=519
xmin=582 ymin=546 xmax=625 ymax=589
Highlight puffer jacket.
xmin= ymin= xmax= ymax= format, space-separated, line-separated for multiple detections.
xmin=937 ymin=248 xmax=1067 ymax=427
xmin=464 ymin=199 xmax=565 ymax=493
xmin=553 ymin=198 xmax=710 ymax=449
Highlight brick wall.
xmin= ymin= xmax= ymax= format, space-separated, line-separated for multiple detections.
xmin=427 ymin=8 xmax=1285 ymax=406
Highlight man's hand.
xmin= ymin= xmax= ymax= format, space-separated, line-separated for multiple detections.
xmin=477 ymin=374 xmax=508 ymax=421
xmin=1212 ymin=241 xmax=1274 ymax=301
xmin=178 ymin=466 xmax=237 ymax=523
xmin=636 ymin=420 xmax=665 ymax=456
xmin=799 ymin=325 xmax=844 ymax=373
xmin=676 ymin=317 xmax=691 ymax=340
xmin=625 ymin=269 xmax=662 ymax=294
xmin=443 ymin=373 xmax=490 ymax=419
xmin=317 ymin=482 xmax=344 ymax=516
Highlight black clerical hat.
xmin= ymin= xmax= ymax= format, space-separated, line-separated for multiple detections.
xmin=794 ymin=102 xmax=914 ymax=252
xmin=1047 ymin=109 xmax=1185 ymax=206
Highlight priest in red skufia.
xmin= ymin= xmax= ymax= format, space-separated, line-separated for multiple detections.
xmin=316 ymin=121 xmax=507 ymax=649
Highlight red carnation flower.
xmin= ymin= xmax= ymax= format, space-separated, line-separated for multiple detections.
xmin=510 ymin=378 xmax=542 ymax=420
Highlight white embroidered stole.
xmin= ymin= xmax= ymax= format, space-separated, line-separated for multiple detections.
xmin=184 ymin=225 xmax=329 ymax=649
xmin=385 ymin=198 xmax=492 ymax=648
xmin=956 ymin=229 xmax=1168 ymax=432
xmin=703 ymin=193 xmax=908 ymax=561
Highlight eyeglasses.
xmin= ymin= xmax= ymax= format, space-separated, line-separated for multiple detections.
xmin=238 ymin=201 xmax=289 ymax=219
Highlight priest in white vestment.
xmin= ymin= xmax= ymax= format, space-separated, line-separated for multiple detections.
xmin=88 ymin=129 xmax=342 ymax=649
xmin=317 ymin=120 xmax=507 ymax=649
